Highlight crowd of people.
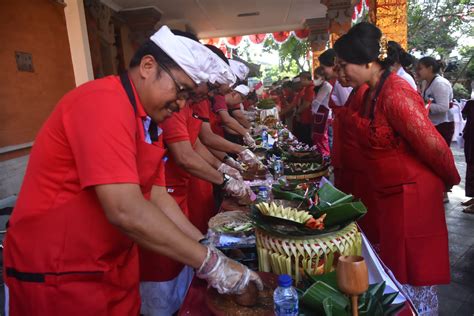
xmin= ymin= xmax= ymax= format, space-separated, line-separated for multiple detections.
xmin=2 ymin=20 xmax=473 ymax=316
xmin=266 ymin=22 xmax=472 ymax=315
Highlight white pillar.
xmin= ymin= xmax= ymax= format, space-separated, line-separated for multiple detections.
xmin=64 ymin=0 xmax=94 ymax=86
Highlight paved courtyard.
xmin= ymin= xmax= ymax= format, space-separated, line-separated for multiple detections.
xmin=439 ymin=146 xmax=474 ymax=315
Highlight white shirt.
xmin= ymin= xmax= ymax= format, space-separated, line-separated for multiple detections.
xmin=311 ymin=81 xmax=333 ymax=114
xmin=396 ymin=67 xmax=417 ymax=90
xmin=142 ymin=116 xmax=163 ymax=144
xmin=331 ymin=80 xmax=352 ymax=107
xmin=422 ymin=75 xmax=454 ymax=125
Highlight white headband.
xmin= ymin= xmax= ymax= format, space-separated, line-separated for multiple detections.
xmin=234 ymin=84 xmax=250 ymax=96
xmin=150 ymin=26 xmax=236 ymax=85
xmin=229 ymin=59 xmax=250 ymax=81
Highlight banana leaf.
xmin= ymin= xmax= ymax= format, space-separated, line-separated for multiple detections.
xmin=314 ymin=184 xmax=353 ymax=210
xmin=272 ymin=184 xmax=317 ymax=202
xmin=368 ymin=282 xmax=386 ymax=302
xmin=302 ymin=281 xmax=349 ymax=314
xmin=311 ymin=201 xmax=367 ymax=227
xmin=272 ymin=184 xmax=307 ymax=201
xmin=251 ymin=205 xmax=342 ymax=237
xmin=300 ymin=279 xmax=406 ymax=316
xmin=304 ymin=270 xmax=338 ymax=289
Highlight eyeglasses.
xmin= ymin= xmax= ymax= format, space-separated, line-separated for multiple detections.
xmin=160 ymin=64 xmax=192 ymax=100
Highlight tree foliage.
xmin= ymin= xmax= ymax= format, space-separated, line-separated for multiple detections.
xmin=262 ymin=35 xmax=311 ymax=76
xmin=408 ymin=0 xmax=474 ymax=58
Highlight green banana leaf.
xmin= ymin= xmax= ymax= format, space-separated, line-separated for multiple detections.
xmin=272 ymin=184 xmax=317 ymax=202
xmin=272 ymin=184 xmax=307 ymax=201
xmin=300 ymin=277 xmax=405 ymax=316
xmin=311 ymin=201 xmax=367 ymax=227
xmin=318 ymin=183 xmax=348 ymax=202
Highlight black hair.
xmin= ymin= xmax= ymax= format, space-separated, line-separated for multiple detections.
xmin=129 ymin=40 xmax=179 ymax=69
xmin=387 ymin=41 xmax=416 ymax=68
xmin=314 ymin=66 xmax=325 ymax=78
xmin=205 ymin=44 xmax=229 ymax=65
xmin=170 ymin=29 xmax=199 ymax=42
xmin=282 ymin=81 xmax=293 ymax=89
xmin=419 ymin=56 xmax=445 ymax=74
xmin=400 ymin=52 xmax=416 ymax=68
xmin=334 ymin=22 xmax=397 ymax=70
xmin=247 ymin=91 xmax=258 ymax=101
xmin=318 ymin=49 xmax=336 ymax=67
xmin=299 ymin=71 xmax=312 ymax=80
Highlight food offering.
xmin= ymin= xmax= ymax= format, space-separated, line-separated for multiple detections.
xmin=278 ymin=144 xmax=329 ymax=180
xmin=253 ymin=183 xmax=367 ymax=283
xmin=206 ymin=272 xmax=278 ymax=316
xmin=256 ymin=99 xmax=279 ymax=127
xmin=256 ymin=99 xmax=276 ymax=110
xmin=208 ymin=211 xmax=254 ymax=235
xmin=255 ymin=202 xmax=326 ymax=230
xmin=242 ymin=163 xmax=268 ymax=181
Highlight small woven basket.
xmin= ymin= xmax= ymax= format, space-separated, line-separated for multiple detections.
xmin=256 ymin=222 xmax=361 ymax=283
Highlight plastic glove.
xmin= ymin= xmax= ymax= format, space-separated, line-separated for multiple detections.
xmin=243 ymin=132 xmax=257 ymax=148
xmin=224 ymin=178 xmax=253 ymax=199
xmin=238 ymin=149 xmax=260 ymax=168
xmin=196 ymin=246 xmax=263 ymax=294
xmin=224 ymin=155 xmax=244 ymax=172
xmin=218 ymin=163 xmax=243 ymax=181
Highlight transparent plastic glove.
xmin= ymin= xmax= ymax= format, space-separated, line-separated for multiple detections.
xmin=224 ymin=156 xmax=244 ymax=172
xmin=218 ymin=163 xmax=243 ymax=181
xmin=238 ymin=149 xmax=260 ymax=168
xmin=243 ymin=132 xmax=257 ymax=148
xmin=224 ymin=178 xmax=252 ymax=199
xmin=196 ymin=246 xmax=263 ymax=294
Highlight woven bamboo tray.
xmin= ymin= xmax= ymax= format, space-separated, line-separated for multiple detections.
xmin=256 ymin=222 xmax=361 ymax=283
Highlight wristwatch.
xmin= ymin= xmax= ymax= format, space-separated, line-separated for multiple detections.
xmin=222 ymin=173 xmax=231 ymax=187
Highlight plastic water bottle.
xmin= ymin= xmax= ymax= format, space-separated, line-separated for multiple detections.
xmin=257 ymin=186 xmax=269 ymax=201
xmin=262 ymin=128 xmax=269 ymax=148
xmin=274 ymin=274 xmax=298 ymax=316
xmin=274 ymin=156 xmax=284 ymax=180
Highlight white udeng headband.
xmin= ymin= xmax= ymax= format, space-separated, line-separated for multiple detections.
xmin=229 ymin=59 xmax=250 ymax=81
xmin=150 ymin=26 xmax=236 ymax=85
xmin=234 ymin=84 xmax=250 ymax=96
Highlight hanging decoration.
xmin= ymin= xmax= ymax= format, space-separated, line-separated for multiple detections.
xmin=201 ymin=29 xmax=310 ymax=49
xmin=200 ymin=37 xmax=222 ymax=46
xmin=352 ymin=0 xmax=370 ymax=24
xmin=294 ymin=29 xmax=310 ymax=39
xmin=224 ymin=36 xmax=243 ymax=48
xmin=271 ymin=31 xmax=291 ymax=43
xmin=248 ymin=33 xmax=267 ymax=44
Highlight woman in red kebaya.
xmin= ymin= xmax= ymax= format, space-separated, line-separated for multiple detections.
xmin=334 ymin=22 xmax=460 ymax=315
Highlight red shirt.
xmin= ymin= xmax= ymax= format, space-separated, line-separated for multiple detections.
xmin=209 ymin=94 xmax=227 ymax=136
xmin=193 ymin=99 xmax=211 ymax=120
xmin=161 ymin=103 xmax=203 ymax=186
xmin=13 ymin=76 xmax=165 ymax=219
xmin=299 ymin=84 xmax=315 ymax=124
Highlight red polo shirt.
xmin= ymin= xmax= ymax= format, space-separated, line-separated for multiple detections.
xmin=161 ymin=102 xmax=203 ymax=187
xmin=13 ymin=76 xmax=166 ymax=219
xmin=299 ymin=84 xmax=315 ymax=124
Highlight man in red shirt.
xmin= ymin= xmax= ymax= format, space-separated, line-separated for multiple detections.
xmin=294 ymin=71 xmax=315 ymax=145
xmin=3 ymin=26 xmax=261 ymax=316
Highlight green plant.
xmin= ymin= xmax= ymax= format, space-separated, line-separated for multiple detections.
xmin=300 ymin=272 xmax=405 ymax=316
xmin=453 ymin=83 xmax=470 ymax=99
